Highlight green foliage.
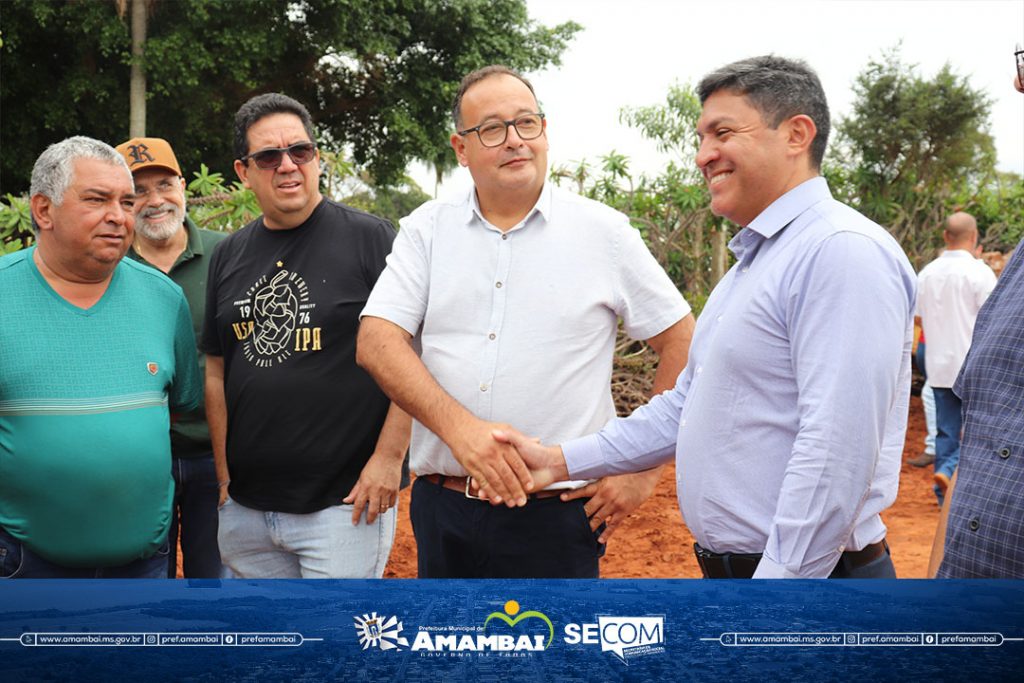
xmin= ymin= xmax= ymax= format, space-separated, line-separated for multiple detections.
xmin=184 ymin=165 xmax=261 ymax=232
xmin=319 ymin=149 xmax=431 ymax=226
xmin=343 ymin=184 xmax=432 ymax=228
xmin=834 ymin=46 xmax=997 ymax=268
xmin=958 ymin=171 xmax=1024 ymax=250
xmin=1 ymin=0 xmax=579 ymax=193
xmin=0 ymin=195 xmax=34 ymax=254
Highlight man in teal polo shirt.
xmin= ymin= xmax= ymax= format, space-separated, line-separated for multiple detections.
xmin=0 ymin=136 xmax=201 ymax=578
xmin=117 ymin=137 xmax=227 ymax=579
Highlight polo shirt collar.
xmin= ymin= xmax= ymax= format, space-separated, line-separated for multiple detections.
xmin=167 ymin=214 xmax=203 ymax=269
xmin=182 ymin=214 xmax=205 ymax=256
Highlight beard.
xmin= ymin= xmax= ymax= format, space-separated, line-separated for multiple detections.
xmin=136 ymin=203 xmax=184 ymax=241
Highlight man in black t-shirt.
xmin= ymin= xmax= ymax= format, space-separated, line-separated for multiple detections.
xmin=201 ymin=93 xmax=409 ymax=578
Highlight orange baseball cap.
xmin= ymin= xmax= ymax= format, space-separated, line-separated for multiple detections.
xmin=115 ymin=137 xmax=182 ymax=176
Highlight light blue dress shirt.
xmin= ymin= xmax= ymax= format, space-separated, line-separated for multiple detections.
xmin=563 ymin=177 xmax=916 ymax=578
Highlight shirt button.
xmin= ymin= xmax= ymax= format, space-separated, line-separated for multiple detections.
xmin=696 ymin=366 xmax=703 ymax=374
xmin=716 ymin=316 xmax=723 ymax=322
xmin=495 ymin=282 xmax=503 ymax=288
xmin=742 ymin=267 xmax=749 ymax=273
xmin=998 ymin=447 xmax=1011 ymax=459
xmin=479 ymin=384 xmax=489 ymax=392
xmin=488 ymin=333 xmax=496 ymax=340
xmin=837 ymin=545 xmax=845 ymax=553
xmin=501 ymin=234 xmax=508 ymax=240
xmin=969 ymin=518 xmax=980 ymax=531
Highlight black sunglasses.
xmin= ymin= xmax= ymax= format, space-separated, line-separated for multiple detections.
xmin=240 ymin=142 xmax=317 ymax=170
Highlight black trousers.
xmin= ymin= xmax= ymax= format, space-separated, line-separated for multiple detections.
xmin=410 ymin=476 xmax=604 ymax=578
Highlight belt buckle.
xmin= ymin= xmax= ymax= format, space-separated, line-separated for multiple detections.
xmin=464 ymin=476 xmax=486 ymax=500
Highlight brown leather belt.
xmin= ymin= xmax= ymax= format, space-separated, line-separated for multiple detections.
xmin=694 ymin=540 xmax=889 ymax=579
xmin=421 ymin=474 xmax=565 ymax=501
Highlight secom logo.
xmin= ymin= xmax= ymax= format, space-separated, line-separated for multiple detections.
xmin=563 ymin=615 xmax=666 ymax=664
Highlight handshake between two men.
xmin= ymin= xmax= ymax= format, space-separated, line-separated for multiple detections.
xmin=476 ymin=427 xmax=570 ymax=503
xmin=461 ymin=425 xmax=635 ymax=545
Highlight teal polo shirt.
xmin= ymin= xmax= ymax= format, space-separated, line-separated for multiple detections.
xmin=128 ymin=216 xmax=227 ymax=458
xmin=0 ymin=248 xmax=201 ymax=566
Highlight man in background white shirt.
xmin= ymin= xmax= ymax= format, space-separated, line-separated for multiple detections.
xmin=916 ymin=211 xmax=997 ymax=504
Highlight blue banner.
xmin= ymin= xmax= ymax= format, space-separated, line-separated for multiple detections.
xmin=2 ymin=580 xmax=1022 ymax=681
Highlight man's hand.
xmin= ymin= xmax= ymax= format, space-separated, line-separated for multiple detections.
xmin=448 ymin=419 xmax=534 ymax=506
xmin=560 ymin=467 xmax=664 ymax=543
xmin=490 ymin=427 xmax=569 ymax=494
xmin=218 ymin=482 xmax=229 ymax=508
xmin=343 ymin=450 xmax=403 ymax=525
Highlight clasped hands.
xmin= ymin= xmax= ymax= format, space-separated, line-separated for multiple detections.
xmin=452 ymin=423 xmax=660 ymax=543
xmin=446 ymin=418 xmax=565 ymax=508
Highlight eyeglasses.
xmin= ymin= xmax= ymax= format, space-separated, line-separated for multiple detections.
xmin=457 ymin=113 xmax=545 ymax=148
xmin=1016 ymin=43 xmax=1024 ymax=85
xmin=240 ymin=142 xmax=317 ymax=170
xmin=134 ymin=178 xmax=182 ymax=199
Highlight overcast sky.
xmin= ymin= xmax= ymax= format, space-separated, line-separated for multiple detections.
xmin=411 ymin=0 xmax=1024 ymax=196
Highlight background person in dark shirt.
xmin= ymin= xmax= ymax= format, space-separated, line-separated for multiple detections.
xmin=201 ymin=93 xmax=409 ymax=578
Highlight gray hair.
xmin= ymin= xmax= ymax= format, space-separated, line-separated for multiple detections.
xmin=452 ymin=65 xmax=537 ymax=130
xmin=30 ymin=136 xmax=132 ymax=207
xmin=697 ymin=55 xmax=831 ymax=169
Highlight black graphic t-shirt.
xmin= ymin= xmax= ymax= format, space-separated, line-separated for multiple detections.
xmin=201 ymin=198 xmax=396 ymax=513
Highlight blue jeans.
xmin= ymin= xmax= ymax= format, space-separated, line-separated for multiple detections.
xmin=0 ymin=526 xmax=170 ymax=579
xmin=217 ymin=497 xmax=396 ymax=578
xmin=932 ymin=386 xmax=962 ymax=499
xmin=168 ymin=453 xmax=224 ymax=578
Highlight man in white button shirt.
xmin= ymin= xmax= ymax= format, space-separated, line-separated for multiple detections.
xmin=916 ymin=212 xmax=997 ymax=504
xmin=357 ymin=65 xmax=694 ymax=578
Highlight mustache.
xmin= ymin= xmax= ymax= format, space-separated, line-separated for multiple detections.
xmin=140 ymin=202 xmax=180 ymax=219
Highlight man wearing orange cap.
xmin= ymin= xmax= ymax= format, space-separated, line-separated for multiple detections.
xmin=116 ymin=137 xmax=227 ymax=578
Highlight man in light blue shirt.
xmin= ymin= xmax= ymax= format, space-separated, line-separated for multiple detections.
xmin=496 ymin=56 xmax=916 ymax=579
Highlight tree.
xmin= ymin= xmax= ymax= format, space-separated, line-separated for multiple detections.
xmin=115 ymin=0 xmax=150 ymax=137
xmin=833 ymin=47 xmax=996 ymax=268
xmin=0 ymin=0 xmax=580 ymax=193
